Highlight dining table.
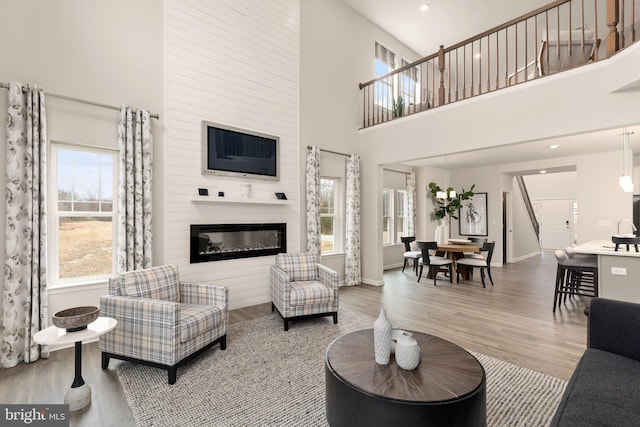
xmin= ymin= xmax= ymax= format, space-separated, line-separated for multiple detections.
xmin=434 ymin=242 xmax=482 ymax=284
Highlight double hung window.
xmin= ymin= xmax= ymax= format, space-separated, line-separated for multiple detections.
xmin=382 ymin=188 xmax=410 ymax=245
xmin=320 ymin=177 xmax=343 ymax=254
xmin=50 ymin=143 xmax=117 ymax=286
xmin=375 ymin=42 xmax=396 ymax=108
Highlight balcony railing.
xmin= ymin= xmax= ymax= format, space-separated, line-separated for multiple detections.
xmin=360 ymin=0 xmax=638 ymax=128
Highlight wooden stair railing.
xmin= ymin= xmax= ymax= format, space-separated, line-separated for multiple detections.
xmin=360 ymin=0 xmax=638 ymax=128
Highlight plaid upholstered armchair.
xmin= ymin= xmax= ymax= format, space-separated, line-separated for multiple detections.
xmin=99 ymin=265 xmax=228 ymax=384
xmin=270 ymin=252 xmax=339 ymax=331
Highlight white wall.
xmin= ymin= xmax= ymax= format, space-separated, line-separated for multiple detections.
xmin=300 ymin=0 xmax=420 ymax=283
xmin=0 ymin=0 xmax=164 ymax=321
xmin=165 ymin=0 xmax=300 ymax=309
xmin=359 ymin=43 xmax=640 ymax=284
xmin=525 ymin=171 xmax=577 ymax=199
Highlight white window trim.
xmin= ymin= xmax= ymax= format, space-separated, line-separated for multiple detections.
xmin=48 ymin=142 xmax=118 ymax=288
xmin=382 ymin=188 xmax=394 ymax=246
xmin=383 ymin=188 xmax=411 ymax=246
xmin=320 ymin=176 xmax=344 ymax=255
xmin=396 ymin=189 xmax=409 ymax=243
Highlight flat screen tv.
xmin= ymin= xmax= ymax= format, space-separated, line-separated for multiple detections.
xmin=202 ymin=121 xmax=279 ymax=181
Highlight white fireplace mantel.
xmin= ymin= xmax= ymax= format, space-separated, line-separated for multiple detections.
xmin=190 ymin=195 xmax=290 ymax=206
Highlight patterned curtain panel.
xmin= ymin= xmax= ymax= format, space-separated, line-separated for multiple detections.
xmin=2 ymin=82 xmax=48 ymax=368
xmin=117 ymin=106 xmax=153 ymax=273
xmin=345 ymin=154 xmax=361 ymax=286
xmin=407 ymin=172 xmax=416 ymax=236
xmin=305 ymin=145 xmax=321 ymax=260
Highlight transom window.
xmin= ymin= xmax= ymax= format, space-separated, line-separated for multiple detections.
xmin=50 ymin=143 xmax=117 ymax=286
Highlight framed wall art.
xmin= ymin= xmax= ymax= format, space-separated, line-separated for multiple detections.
xmin=459 ymin=192 xmax=487 ymax=236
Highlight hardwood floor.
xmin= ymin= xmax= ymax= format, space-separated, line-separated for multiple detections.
xmin=0 ymin=252 xmax=588 ymax=426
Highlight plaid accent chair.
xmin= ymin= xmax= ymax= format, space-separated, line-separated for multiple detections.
xmin=270 ymin=252 xmax=339 ymax=331
xmin=99 ymin=264 xmax=228 ymax=384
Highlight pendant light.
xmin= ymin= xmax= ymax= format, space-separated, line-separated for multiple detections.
xmin=619 ymin=128 xmax=634 ymax=193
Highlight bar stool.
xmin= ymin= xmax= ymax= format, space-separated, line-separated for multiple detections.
xmin=553 ymin=249 xmax=598 ymax=313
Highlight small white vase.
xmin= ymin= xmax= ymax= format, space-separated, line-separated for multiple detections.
xmin=395 ymin=331 xmax=420 ymax=370
xmin=373 ymin=308 xmax=392 ymax=365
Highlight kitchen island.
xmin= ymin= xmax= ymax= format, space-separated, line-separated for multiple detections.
xmin=573 ymin=240 xmax=640 ymax=303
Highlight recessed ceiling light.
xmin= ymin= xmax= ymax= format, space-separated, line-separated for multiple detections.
xmin=420 ymin=3 xmax=430 ymax=12
xmin=548 ymin=144 xmax=559 ymax=149
xmin=474 ymin=53 xmax=481 ymax=59
xmin=540 ymin=170 xmax=547 ymax=174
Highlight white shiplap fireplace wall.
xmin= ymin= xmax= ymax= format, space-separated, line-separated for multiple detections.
xmin=166 ymin=0 xmax=300 ymax=310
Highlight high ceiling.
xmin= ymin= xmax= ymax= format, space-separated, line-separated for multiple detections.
xmin=343 ymin=0 xmax=640 ymax=171
xmin=343 ymin=0 xmax=554 ymax=57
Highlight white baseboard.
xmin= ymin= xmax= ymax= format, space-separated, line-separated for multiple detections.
xmin=361 ymin=277 xmax=385 ymax=286
xmin=383 ymin=262 xmax=404 ymax=270
xmin=511 ymin=251 xmax=541 ymax=263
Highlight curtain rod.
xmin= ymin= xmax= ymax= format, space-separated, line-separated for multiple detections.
xmin=0 ymin=82 xmax=159 ymax=120
xmin=308 ymin=145 xmax=351 ymax=158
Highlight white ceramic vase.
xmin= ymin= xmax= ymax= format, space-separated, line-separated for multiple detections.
xmin=373 ymin=308 xmax=392 ymax=365
xmin=435 ymin=220 xmax=449 ymax=244
xmin=395 ymin=331 xmax=421 ymax=370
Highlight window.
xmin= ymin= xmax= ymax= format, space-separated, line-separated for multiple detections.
xmin=396 ymin=189 xmax=408 ymax=242
xmin=375 ymin=44 xmax=421 ymax=112
xmin=320 ymin=177 xmax=343 ymax=254
xmin=400 ymin=59 xmax=419 ymax=106
xmin=50 ymin=144 xmax=117 ymax=286
xmin=375 ymin=42 xmax=396 ymax=108
xmin=383 ymin=188 xmax=410 ymax=246
xmin=382 ymin=189 xmax=393 ymax=245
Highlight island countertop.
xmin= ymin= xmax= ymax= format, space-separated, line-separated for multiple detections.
xmin=573 ymin=240 xmax=640 ymax=257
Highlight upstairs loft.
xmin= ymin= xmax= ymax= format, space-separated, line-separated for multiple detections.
xmin=359 ymin=0 xmax=639 ymax=128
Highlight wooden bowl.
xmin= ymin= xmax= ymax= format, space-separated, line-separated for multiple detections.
xmin=52 ymin=306 xmax=100 ymax=332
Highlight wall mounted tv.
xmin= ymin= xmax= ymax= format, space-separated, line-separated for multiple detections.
xmin=202 ymin=121 xmax=279 ymax=181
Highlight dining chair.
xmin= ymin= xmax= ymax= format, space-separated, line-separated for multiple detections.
xmin=463 ymin=237 xmax=487 ymax=260
xmin=401 ymin=236 xmax=422 ymax=274
xmin=456 ymin=241 xmax=495 ymax=287
xmin=417 ymin=241 xmax=453 ymax=286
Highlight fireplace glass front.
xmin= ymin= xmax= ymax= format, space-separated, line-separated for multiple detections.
xmin=190 ymin=223 xmax=286 ymax=263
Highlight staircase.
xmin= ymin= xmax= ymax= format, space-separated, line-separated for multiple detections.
xmin=516 ymin=176 xmax=540 ymax=241
xmin=360 ymin=0 xmax=638 ymax=128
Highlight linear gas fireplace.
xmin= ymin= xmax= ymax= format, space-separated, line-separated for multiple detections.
xmin=190 ymin=223 xmax=286 ymax=263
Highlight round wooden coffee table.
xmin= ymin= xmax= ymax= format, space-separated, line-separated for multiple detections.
xmin=325 ymin=329 xmax=486 ymax=426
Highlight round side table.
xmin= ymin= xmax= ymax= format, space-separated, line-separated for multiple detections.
xmin=325 ymin=329 xmax=486 ymax=426
xmin=34 ymin=317 xmax=117 ymax=411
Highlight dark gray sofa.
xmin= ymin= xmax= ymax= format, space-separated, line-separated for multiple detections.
xmin=550 ymin=298 xmax=640 ymax=426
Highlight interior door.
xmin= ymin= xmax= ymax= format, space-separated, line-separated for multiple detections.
xmin=538 ymin=199 xmax=574 ymax=250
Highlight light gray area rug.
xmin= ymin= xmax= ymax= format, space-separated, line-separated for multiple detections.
xmin=116 ymin=310 xmax=567 ymax=426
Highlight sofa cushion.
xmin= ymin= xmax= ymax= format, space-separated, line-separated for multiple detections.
xmin=120 ymin=265 xmax=180 ymax=302
xmin=289 ymin=281 xmax=334 ymax=307
xmin=551 ymin=348 xmax=640 ymax=426
xmin=276 ymin=252 xmax=317 ymax=281
xmin=180 ymin=304 xmax=225 ymax=343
